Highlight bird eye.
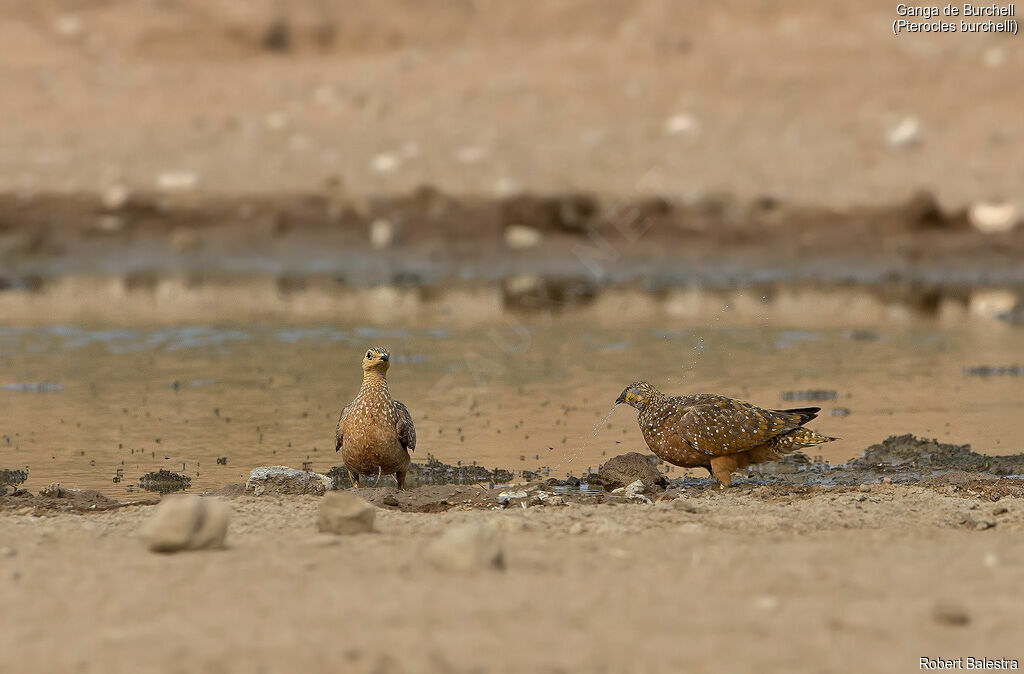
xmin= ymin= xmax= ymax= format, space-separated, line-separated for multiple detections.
xmin=366 ymin=351 xmax=372 ymax=358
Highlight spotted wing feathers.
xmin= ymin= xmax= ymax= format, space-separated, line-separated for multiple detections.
xmin=671 ymin=395 xmax=807 ymax=457
xmin=394 ymin=400 xmax=416 ymax=452
xmin=335 ymin=402 xmax=353 ymax=452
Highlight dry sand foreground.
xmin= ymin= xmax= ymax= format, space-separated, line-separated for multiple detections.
xmin=2 ymin=483 xmax=1023 ymax=674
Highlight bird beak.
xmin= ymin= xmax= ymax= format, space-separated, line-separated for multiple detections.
xmin=380 ymin=354 xmax=389 ymax=362
xmin=615 ymin=392 xmax=626 ymax=405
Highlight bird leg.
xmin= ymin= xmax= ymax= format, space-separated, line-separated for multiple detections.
xmin=395 ymin=467 xmax=407 ymax=490
xmin=349 ymin=471 xmax=360 ymax=488
xmin=709 ymin=456 xmax=737 ymax=489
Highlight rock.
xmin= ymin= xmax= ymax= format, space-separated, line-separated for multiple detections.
xmin=664 ymin=113 xmax=698 ymax=135
xmin=504 ymin=225 xmax=542 ymax=249
xmin=156 ymin=170 xmax=199 ymax=192
xmin=532 ymin=491 xmax=566 ymax=506
xmin=496 ymin=490 xmax=528 ymax=506
xmin=623 ymin=479 xmax=652 ymax=504
xmin=424 ymin=524 xmax=505 ymax=572
xmin=886 ymin=116 xmax=921 ymax=148
xmin=140 ymin=495 xmax=230 ymax=553
xmin=318 ymin=492 xmax=376 ymax=535
xmin=54 ymin=14 xmax=84 ymax=38
xmin=597 ymin=453 xmax=668 ymax=492
xmin=369 ymin=218 xmax=395 ymax=249
xmin=246 ymin=466 xmax=331 ymax=496
xmin=370 ymin=153 xmax=400 ymax=174
xmin=969 ymin=290 xmax=1018 ymax=319
xmin=968 ymin=201 xmax=1020 ymax=234
xmin=102 ymin=184 xmax=130 ymax=211
xmin=39 ymin=482 xmax=73 ymax=498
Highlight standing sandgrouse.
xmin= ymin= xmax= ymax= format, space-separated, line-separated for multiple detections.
xmin=336 ymin=347 xmax=417 ymax=488
xmin=615 ymin=381 xmax=836 ymax=488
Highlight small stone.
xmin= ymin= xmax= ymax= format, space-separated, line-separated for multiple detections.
xmin=967 ymin=201 xmax=1020 ymax=234
xmin=140 ymin=495 xmax=230 ymax=553
xmin=424 ymin=524 xmax=505 ymax=572
xmin=887 ymin=116 xmax=922 ymax=148
xmin=664 ymin=113 xmax=698 ymax=135
xmin=264 ymin=111 xmax=288 ymax=130
xmin=932 ymin=602 xmax=970 ymax=626
xmin=369 ymin=218 xmax=395 ymax=249
xmin=504 ymin=225 xmax=542 ymax=249
xmin=246 ymin=466 xmax=331 ymax=496
xmin=496 ymin=490 xmax=528 ymax=506
xmin=102 ymin=184 xmax=131 ymax=211
xmin=597 ymin=453 xmax=669 ymax=492
xmin=974 ymin=520 xmax=996 ymax=531
xmin=969 ymin=290 xmax=1018 ymax=319
xmin=623 ymin=479 xmax=653 ymax=504
xmin=317 ymin=492 xmax=376 ymax=535
xmin=984 ymin=46 xmax=1006 ymax=68
xmin=370 ymin=153 xmax=400 ymax=174
xmin=156 ymin=170 xmax=199 ymax=192
xmin=54 ymin=14 xmax=84 ymax=38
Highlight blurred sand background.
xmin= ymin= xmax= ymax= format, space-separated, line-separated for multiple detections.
xmin=2 ymin=0 xmax=1022 ymax=206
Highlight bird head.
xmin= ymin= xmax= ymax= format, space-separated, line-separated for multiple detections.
xmin=361 ymin=346 xmax=390 ymax=373
xmin=615 ymin=381 xmax=659 ymax=410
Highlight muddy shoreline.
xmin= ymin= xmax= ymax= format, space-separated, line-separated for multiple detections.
xmin=5 ymin=435 xmax=1023 ymax=515
xmin=2 ymin=190 xmax=1023 ymax=289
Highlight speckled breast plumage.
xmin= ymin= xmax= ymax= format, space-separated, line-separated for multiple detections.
xmin=338 ymin=378 xmax=411 ymax=475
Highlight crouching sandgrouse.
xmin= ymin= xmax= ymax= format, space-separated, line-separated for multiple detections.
xmin=616 ymin=381 xmax=835 ymax=488
xmin=336 ymin=347 xmax=416 ymax=488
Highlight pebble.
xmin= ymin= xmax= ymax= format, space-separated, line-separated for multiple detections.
xmin=664 ymin=113 xmax=698 ymax=135
xmin=424 ymin=524 xmax=506 ymax=573
xmin=156 ymin=170 xmax=199 ymax=192
xmin=317 ymin=492 xmax=376 ymax=535
xmin=140 ymin=495 xmax=230 ymax=553
xmin=102 ymin=184 xmax=130 ymax=211
xmin=246 ymin=466 xmax=331 ymax=496
xmin=624 ymin=479 xmax=653 ymax=504
xmin=369 ymin=218 xmax=395 ymax=249
xmin=968 ymin=290 xmax=1018 ymax=319
xmin=54 ymin=14 xmax=84 ymax=38
xmin=504 ymin=225 xmax=542 ymax=249
xmin=967 ymin=201 xmax=1020 ymax=234
xmin=497 ymin=490 xmax=528 ymax=506
xmin=886 ymin=116 xmax=922 ymax=148
xmin=370 ymin=153 xmax=400 ymax=174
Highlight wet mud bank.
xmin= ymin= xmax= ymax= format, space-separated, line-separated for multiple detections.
xmin=4 ymin=435 xmax=1022 ymax=515
xmin=2 ymin=189 xmax=1023 ymax=287
xmin=2 ymin=190 xmax=1023 ymax=325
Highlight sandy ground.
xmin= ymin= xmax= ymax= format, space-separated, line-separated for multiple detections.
xmin=2 ymin=0 xmax=1023 ymax=207
xmin=2 ymin=481 xmax=1023 ymax=674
